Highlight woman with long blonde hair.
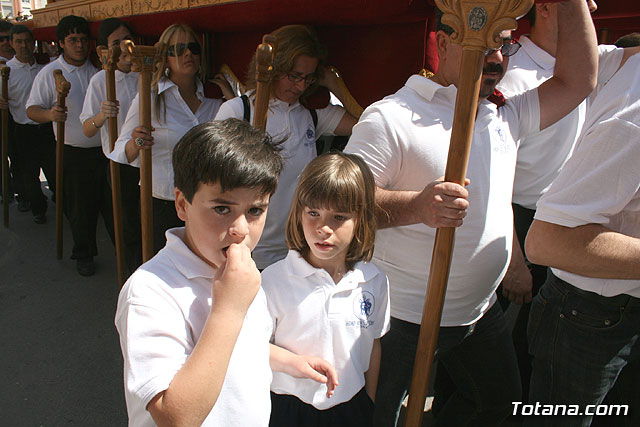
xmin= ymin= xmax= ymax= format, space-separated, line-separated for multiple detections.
xmin=110 ymin=23 xmax=232 ymax=254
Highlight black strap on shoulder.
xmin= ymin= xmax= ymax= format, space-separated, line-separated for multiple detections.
xmin=241 ymin=95 xmax=250 ymax=122
xmin=309 ymin=108 xmax=318 ymax=129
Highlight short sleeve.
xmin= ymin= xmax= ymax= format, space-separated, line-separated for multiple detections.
xmin=26 ymin=66 xmax=54 ymax=110
xmin=214 ymin=97 xmax=244 ymax=121
xmin=315 ymin=103 xmax=346 ymax=138
xmin=373 ymin=269 xmax=391 ymax=339
xmin=109 ymin=93 xmax=140 ymax=166
xmin=79 ymin=73 xmax=104 ymax=123
xmin=535 ymin=117 xmax=640 ymax=228
xmin=344 ymin=104 xmax=402 ymax=188
xmin=115 ymin=272 xmax=194 ymax=409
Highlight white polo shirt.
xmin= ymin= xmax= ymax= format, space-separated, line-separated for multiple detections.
xmin=80 ymin=69 xmax=139 ymax=157
xmin=497 ymin=39 xmax=623 ymax=209
xmin=115 ymin=227 xmax=273 ymax=426
xmin=215 ymin=95 xmax=345 ymax=269
xmin=346 ymin=75 xmax=540 ymax=326
xmin=535 ymin=53 xmax=640 ymax=298
xmin=109 ymin=78 xmax=222 ymax=200
xmin=262 ymin=250 xmax=390 ymax=409
xmin=5 ymin=57 xmax=43 ymax=125
xmin=26 ymin=55 xmax=101 ymax=148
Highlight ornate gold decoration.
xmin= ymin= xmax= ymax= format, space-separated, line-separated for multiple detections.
xmin=435 ymin=0 xmax=533 ymax=51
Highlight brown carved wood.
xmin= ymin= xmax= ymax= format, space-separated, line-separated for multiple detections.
xmin=121 ymin=39 xmax=165 ymax=262
xmin=252 ymin=34 xmax=277 ymax=131
xmin=53 ymin=69 xmax=70 ymax=260
xmin=97 ymin=44 xmax=127 ymax=286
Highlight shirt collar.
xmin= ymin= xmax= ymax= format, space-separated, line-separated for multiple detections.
xmin=7 ymin=57 xmax=36 ymax=68
xmin=163 ymin=227 xmax=217 ymax=280
xmin=405 ymin=74 xmax=457 ymax=103
xmin=158 ymin=76 xmax=205 ymax=101
xmin=115 ymin=69 xmax=136 ymax=82
xmin=519 ymin=35 xmax=555 ymax=71
xmin=58 ymin=54 xmax=92 ymax=73
xmin=285 ymin=249 xmax=380 ymax=287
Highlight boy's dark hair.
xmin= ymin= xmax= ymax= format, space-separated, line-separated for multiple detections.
xmin=615 ymin=32 xmax=640 ymax=48
xmin=97 ymin=18 xmax=133 ymax=47
xmin=435 ymin=8 xmax=455 ymax=36
xmin=0 ymin=20 xmax=13 ymax=33
xmin=56 ymin=15 xmax=90 ymax=43
xmin=10 ymin=24 xmax=32 ymax=41
xmin=173 ymin=118 xmax=284 ymax=203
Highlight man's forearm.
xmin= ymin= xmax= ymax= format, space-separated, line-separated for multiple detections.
xmin=525 ymin=220 xmax=640 ymax=280
xmin=26 ymin=105 xmax=51 ymax=123
xmin=375 ymin=187 xmax=421 ymax=229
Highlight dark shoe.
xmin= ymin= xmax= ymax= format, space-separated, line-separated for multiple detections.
xmin=76 ymin=258 xmax=95 ymax=277
xmin=18 ymin=200 xmax=31 ymax=212
xmin=33 ymin=213 xmax=47 ymax=224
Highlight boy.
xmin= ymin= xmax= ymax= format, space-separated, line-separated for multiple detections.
xmin=26 ymin=15 xmax=113 ymax=276
xmin=116 ymin=119 xmax=337 ymax=426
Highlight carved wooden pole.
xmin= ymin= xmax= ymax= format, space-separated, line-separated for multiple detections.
xmin=325 ymin=66 xmax=364 ymax=119
xmin=53 ymin=70 xmax=70 ymax=260
xmin=97 ymin=45 xmax=126 ymax=286
xmin=1 ymin=64 xmax=9 ymax=228
xmin=404 ymin=1 xmax=532 ymax=425
xmin=120 ymin=40 xmax=164 ymax=262
xmin=253 ymin=34 xmax=277 ymax=131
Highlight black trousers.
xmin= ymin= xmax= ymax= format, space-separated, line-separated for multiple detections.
xmin=14 ymin=122 xmax=56 ymax=215
xmin=108 ymin=163 xmax=142 ymax=276
xmin=152 ymin=196 xmax=183 ymax=256
xmin=63 ymin=145 xmax=114 ymax=260
xmin=270 ymin=388 xmax=374 ymax=427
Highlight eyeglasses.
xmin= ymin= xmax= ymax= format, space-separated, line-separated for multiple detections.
xmin=485 ymin=39 xmax=521 ymax=57
xmin=167 ymin=42 xmax=201 ymax=57
xmin=285 ymin=71 xmax=318 ymax=86
xmin=0 ymin=36 xmax=9 ymax=42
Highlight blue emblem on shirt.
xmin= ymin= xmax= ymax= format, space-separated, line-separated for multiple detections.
xmin=306 ymin=127 xmax=315 ymax=140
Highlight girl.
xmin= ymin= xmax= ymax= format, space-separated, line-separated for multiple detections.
xmin=110 ymin=23 xmax=234 ymax=254
xmin=262 ymin=152 xmax=390 ymax=427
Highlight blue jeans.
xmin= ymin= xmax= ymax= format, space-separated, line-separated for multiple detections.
xmin=373 ymin=302 xmax=521 ymax=426
xmin=525 ymin=271 xmax=640 ymax=427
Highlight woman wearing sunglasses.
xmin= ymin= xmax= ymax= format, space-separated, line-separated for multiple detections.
xmin=215 ymin=24 xmax=358 ymax=270
xmin=110 ymin=23 xmax=231 ymax=254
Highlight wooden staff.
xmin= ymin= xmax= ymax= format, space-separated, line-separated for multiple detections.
xmin=325 ymin=66 xmax=364 ymax=119
xmin=120 ymin=40 xmax=164 ymax=262
xmin=53 ymin=69 xmax=70 ymax=260
xmin=97 ymin=45 xmax=126 ymax=286
xmin=1 ymin=64 xmax=9 ymax=228
xmin=253 ymin=34 xmax=277 ymax=131
xmin=404 ymin=0 xmax=532 ymax=425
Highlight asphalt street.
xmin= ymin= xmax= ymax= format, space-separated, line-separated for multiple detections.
xmin=0 ymin=187 xmax=127 ymax=426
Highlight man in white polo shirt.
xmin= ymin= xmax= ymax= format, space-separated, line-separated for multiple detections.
xmin=524 ymin=50 xmax=640 ymax=427
xmin=345 ymin=1 xmax=597 ymax=425
xmin=27 ymin=15 xmax=114 ymax=276
xmin=0 ymin=25 xmax=55 ymax=225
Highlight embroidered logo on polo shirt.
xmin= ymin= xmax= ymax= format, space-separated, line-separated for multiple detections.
xmin=345 ymin=291 xmax=375 ymax=329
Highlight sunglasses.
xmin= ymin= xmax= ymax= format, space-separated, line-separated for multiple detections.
xmin=167 ymin=42 xmax=201 ymax=57
xmin=0 ymin=36 xmax=10 ymax=42
xmin=485 ymin=39 xmax=521 ymax=57
xmin=285 ymin=71 xmax=318 ymax=86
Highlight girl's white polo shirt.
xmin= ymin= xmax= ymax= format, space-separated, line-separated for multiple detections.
xmin=262 ymin=250 xmax=390 ymax=410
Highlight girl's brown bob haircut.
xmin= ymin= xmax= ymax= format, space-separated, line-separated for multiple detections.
xmin=286 ymin=152 xmax=377 ymax=269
